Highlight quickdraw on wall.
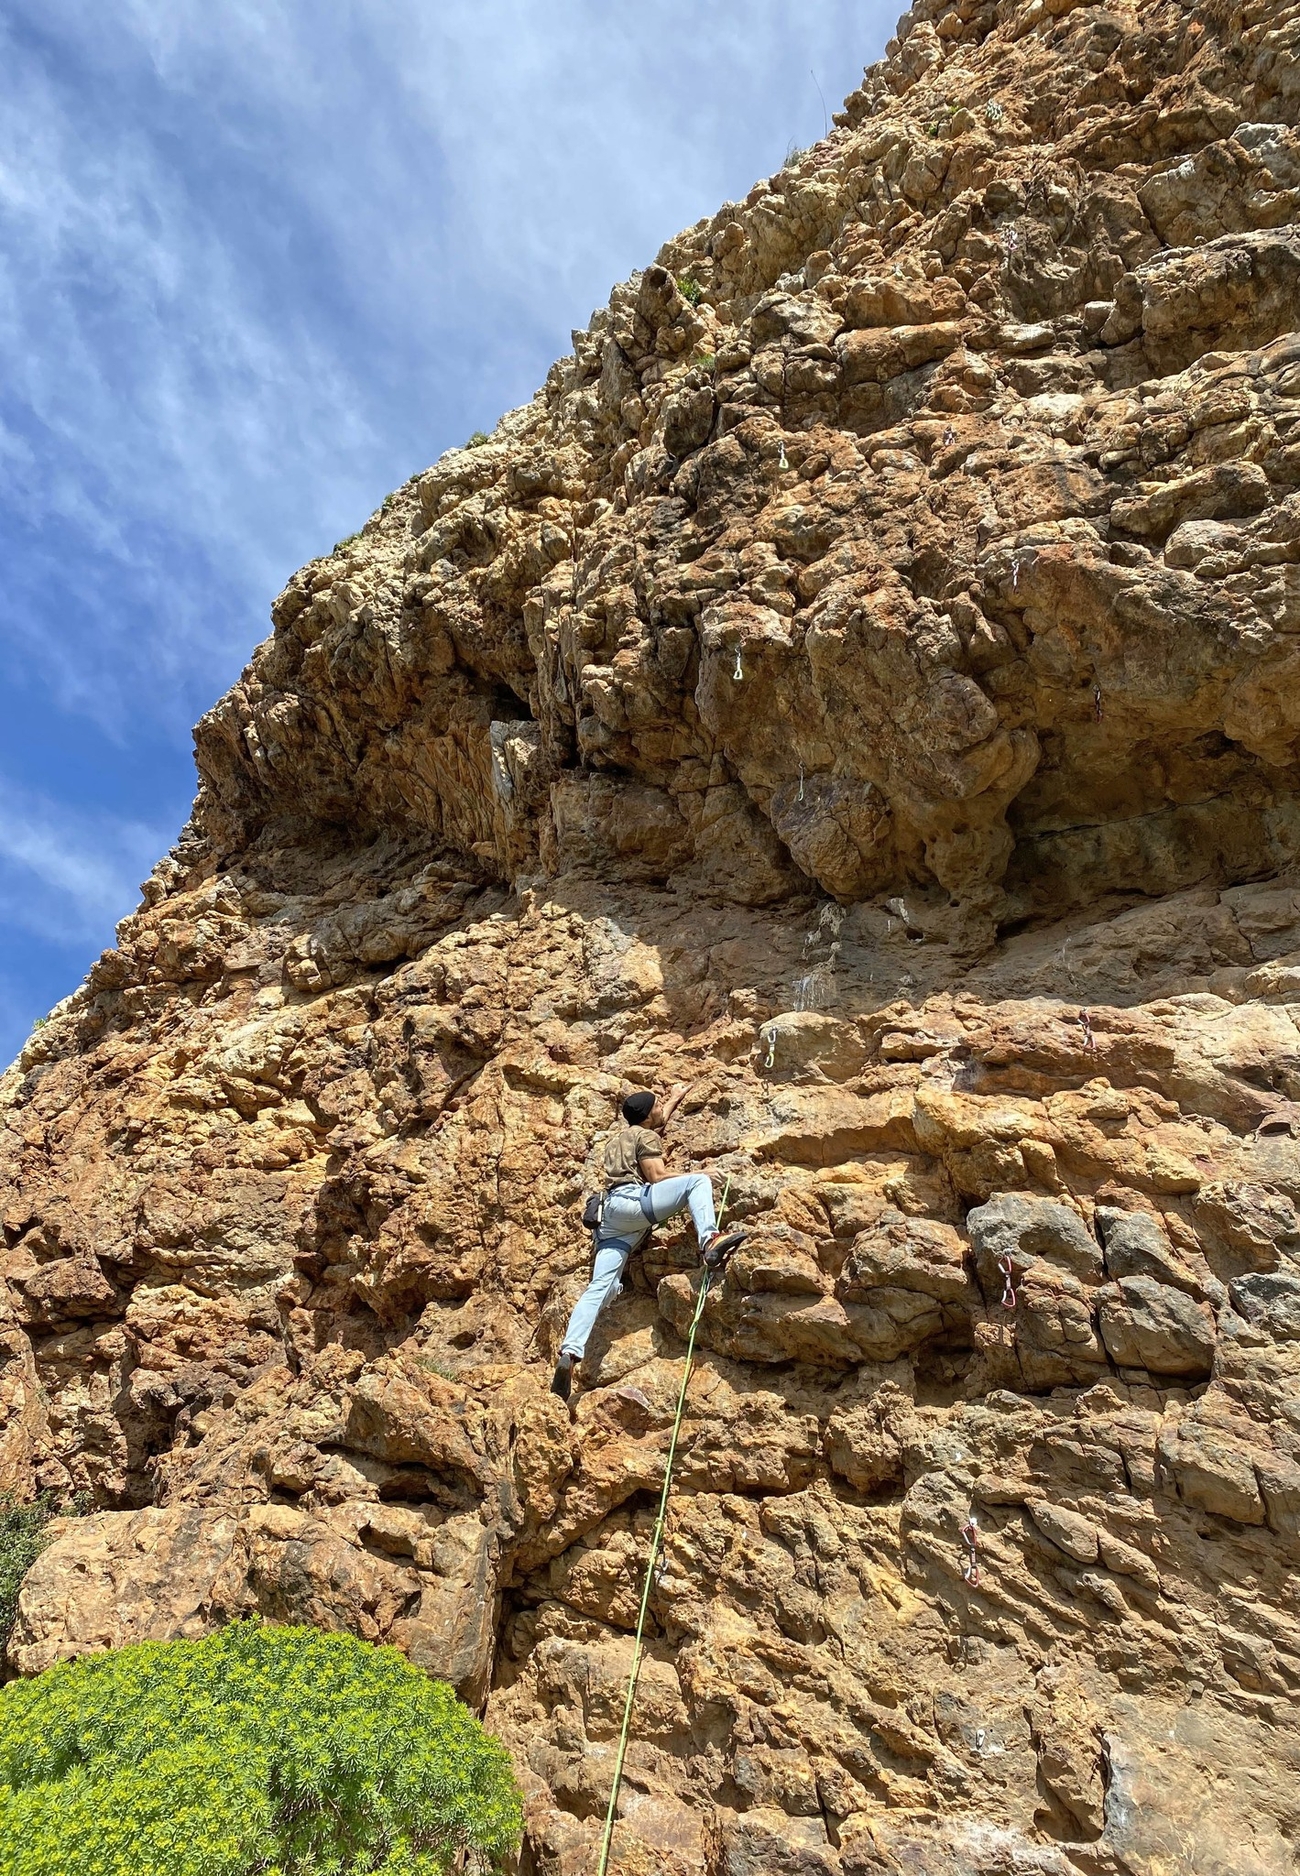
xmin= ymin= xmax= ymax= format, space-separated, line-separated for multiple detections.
xmin=998 ymin=1254 xmax=1017 ymax=1311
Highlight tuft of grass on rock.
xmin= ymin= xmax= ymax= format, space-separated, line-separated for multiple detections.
xmin=419 ymin=1356 xmax=458 ymax=1382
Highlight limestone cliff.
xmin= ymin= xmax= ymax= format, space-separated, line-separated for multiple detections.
xmin=4 ymin=0 xmax=1300 ymax=1869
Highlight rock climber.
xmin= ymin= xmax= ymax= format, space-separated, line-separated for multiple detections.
xmin=550 ymin=1084 xmax=745 ymax=1401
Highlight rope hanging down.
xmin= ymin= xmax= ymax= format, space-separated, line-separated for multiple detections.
xmin=595 ymin=1178 xmax=730 ymax=1876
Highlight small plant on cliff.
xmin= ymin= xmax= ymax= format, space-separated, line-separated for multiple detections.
xmin=0 ymin=1494 xmax=55 ymax=1656
xmin=0 ymin=1621 xmax=522 ymax=1876
xmin=465 ymin=429 xmax=491 ymax=448
xmin=675 ymin=273 xmax=703 ymax=305
xmin=418 ymin=1355 xmax=458 ymax=1382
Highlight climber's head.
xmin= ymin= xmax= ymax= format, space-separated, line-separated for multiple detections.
xmin=621 ymin=1089 xmax=659 ymax=1129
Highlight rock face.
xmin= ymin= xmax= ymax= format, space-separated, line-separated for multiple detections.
xmin=5 ymin=0 xmax=1300 ymax=1869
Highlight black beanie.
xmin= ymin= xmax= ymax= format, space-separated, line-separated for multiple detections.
xmin=622 ymin=1090 xmax=656 ymax=1125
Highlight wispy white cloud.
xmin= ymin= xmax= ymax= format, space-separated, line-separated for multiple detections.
xmin=0 ymin=22 xmax=382 ymax=730
xmin=0 ymin=2 xmax=888 ymax=724
xmin=0 ymin=780 xmax=165 ymax=946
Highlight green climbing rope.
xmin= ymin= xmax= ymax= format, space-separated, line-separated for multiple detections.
xmin=594 ymin=1178 xmax=730 ymax=1876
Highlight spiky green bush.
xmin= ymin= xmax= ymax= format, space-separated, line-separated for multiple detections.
xmin=0 ymin=1622 xmax=522 ymax=1876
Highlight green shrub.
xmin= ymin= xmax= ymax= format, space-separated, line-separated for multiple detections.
xmin=0 ymin=1494 xmax=55 ymax=1657
xmin=333 ymin=530 xmax=362 ymax=554
xmin=675 ymin=274 xmax=703 ymax=306
xmin=0 ymin=1622 xmax=522 ymax=1875
xmin=465 ymin=430 xmax=490 ymax=448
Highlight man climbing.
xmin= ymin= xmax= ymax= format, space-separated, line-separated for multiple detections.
xmin=550 ymin=1084 xmax=745 ymax=1401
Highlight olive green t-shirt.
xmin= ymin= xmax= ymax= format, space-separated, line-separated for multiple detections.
xmin=604 ymin=1125 xmax=662 ymax=1187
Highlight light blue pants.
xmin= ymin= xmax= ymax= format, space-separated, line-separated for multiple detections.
xmin=559 ymin=1173 xmax=718 ymax=1360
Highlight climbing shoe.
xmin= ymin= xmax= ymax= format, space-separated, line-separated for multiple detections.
xmin=550 ymin=1353 xmax=575 ymax=1401
xmin=700 ymin=1230 xmax=746 ymax=1270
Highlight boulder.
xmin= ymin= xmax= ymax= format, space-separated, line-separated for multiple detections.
xmin=967 ymin=1194 xmax=1103 ymax=1300
xmin=1097 ymin=1276 xmax=1216 ymax=1378
xmin=1013 ymin=1265 xmax=1111 ymax=1392
xmin=1229 ymin=1271 xmax=1300 ymax=1342
xmin=837 ymin=1210 xmax=974 ymax=1303
xmin=1097 ymin=1207 xmax=1201 ymax=1295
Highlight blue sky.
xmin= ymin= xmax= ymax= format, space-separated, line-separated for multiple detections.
xmin=0 ymin=0 xmax=893 ymax=1069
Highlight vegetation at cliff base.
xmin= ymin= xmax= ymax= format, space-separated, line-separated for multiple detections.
xmin=0 ymin=1494 xmax=55 ymax=1656
xmin=0 ymin=1622 xmax=522 ymax=1876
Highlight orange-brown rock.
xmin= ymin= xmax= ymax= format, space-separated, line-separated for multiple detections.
xmin=5 ymin=0 xmax=1300 ymax=1869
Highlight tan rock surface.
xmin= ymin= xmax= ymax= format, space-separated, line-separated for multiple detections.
xmin=5 ymin=0 xmax=1300 ymax=1867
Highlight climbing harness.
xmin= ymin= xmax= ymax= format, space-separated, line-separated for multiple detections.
xmin=960 ymin=1514 xmax=981 ymax=1587
xmin=998 ymin=1254 xmax=1017 ymax=1311
xmin=595 ymin=1181 xmax=731 ymax=1876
